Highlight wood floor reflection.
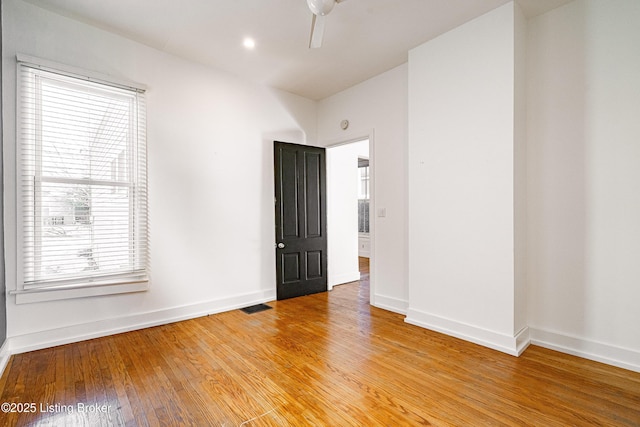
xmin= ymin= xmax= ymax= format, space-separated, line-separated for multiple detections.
xmin=1 ymin=257 xmax=639 ymax=426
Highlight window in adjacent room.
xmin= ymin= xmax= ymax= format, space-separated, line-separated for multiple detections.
xmin=358 ymin=158 xmax=370 ymax=234
xmin=17 ymin=57 xmax=148 ymax=300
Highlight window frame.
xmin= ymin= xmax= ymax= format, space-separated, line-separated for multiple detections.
xmin=13 ymin=55 xmax=149 ymax=304
xmin=358 ymin=158 xmax=370 ymax=235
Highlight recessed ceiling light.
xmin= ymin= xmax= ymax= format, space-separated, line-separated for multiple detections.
xmin=243 ymin=38 xmax=256 ymax=50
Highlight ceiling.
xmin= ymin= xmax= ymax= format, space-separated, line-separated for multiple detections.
xmin=25 ymin=0 xmax=573 ymax=101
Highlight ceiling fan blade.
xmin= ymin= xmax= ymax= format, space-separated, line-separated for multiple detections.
xmin=309 ymin=14 xmax=326 ymax=49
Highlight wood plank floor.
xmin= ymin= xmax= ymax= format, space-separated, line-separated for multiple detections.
xmin=1 ymin=258 xmax=639 ymax=426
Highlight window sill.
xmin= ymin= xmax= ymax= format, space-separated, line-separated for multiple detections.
xmin=12 ymin=281 xmax=148 ymax=304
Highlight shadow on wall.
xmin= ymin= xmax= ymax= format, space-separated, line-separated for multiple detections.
xmin=527 ymin=1 xmax=588 ymax=337
xmin=262 ymin=130 xmax=307 ymax=296
xmin=268 ymin=89 xmax=317 ymax=145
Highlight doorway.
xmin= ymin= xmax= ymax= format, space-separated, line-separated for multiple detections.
xmin=326 ymin=137 xmax=372 ymax=303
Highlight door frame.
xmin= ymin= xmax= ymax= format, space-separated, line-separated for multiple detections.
xmin=324 ymin=129 xmax=375 ymax=305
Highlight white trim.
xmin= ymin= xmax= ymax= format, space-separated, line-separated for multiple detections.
xmin=372 ymin=294 xmax=408 ymax=315
xmin=530 ymin=327 xmax=640 ymax=373
xmin=0 ymin=340 xmax=11 ymax=379
xmin=405 ymin=308 xmax=530 ymax=356
xmin=329 ymin=271 xmax=361 ymax=289
xmin=13 ymin=281 xmax=148 ymax=304
xmin=16 ymin=53 xmax=146 ymax=92
xmin=5 ymin=289 xmax=276 ymax=356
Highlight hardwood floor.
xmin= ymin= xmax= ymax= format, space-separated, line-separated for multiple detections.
xmin=1 ymin=259 xmax=639 ymax=426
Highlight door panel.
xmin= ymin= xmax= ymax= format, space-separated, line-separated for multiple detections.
xmin=306 ymin=251 xmax=323 ymax=279
xmin=305 ymin=152 xmax=322 ymax=237
xmin=282 ymin=253 xmax=301 ymax=283
xmin=274 ymin=141 xmax=327 ymax=300
xmin=281 ymin=150 xmax=300 ymax=238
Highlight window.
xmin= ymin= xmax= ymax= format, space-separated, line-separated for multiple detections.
xmin=358 ymin=158 xmax=370 ymax=234
xmin=17 ymin=57 xmax=148 ymax=300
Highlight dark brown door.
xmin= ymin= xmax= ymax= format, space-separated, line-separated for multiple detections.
xmin=274 ymin=141 xmax=327 ymax=300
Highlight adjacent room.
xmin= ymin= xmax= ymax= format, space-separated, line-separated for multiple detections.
xmin=1 ymin=0 xmax=639 ymax=424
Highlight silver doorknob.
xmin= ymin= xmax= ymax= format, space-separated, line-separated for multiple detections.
xmin=277 ymin=243 xmax=285 ymax=249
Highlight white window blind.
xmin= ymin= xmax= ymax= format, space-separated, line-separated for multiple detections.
xmin=18 ymin=60 xmax=149 ymax=291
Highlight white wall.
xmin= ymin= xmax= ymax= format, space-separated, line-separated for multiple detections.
xmin=326 ymin=140 xmax=369 ymax=288
xmin=406 ymin=3 xmax=527 ymax=355
xmin=318 ymin=64 xmax=408 ymax=314
xmin=2 ymin=0 xmax=317 ymax=352
xmin=527 ymin=0 xmax=640 ymax=371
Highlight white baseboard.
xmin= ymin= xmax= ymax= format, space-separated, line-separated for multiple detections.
xmin=0 ymin=340 xmax=11 ymax=379
xmin=372 ymin=294 xmax=408 ymax=315
xmin=329 ymin=271 xmax=361 ymax=288
xmin=405 ymin=308 xmax=530 ymax=356
xmin=530 ymin=327 xmax=640 ymax=373
xmin=4 ymin=289 xmax=276 ymax=358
